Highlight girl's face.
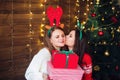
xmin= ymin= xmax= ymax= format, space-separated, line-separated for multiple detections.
xmin=50 ymin=29 xmax=65 ymax=50
xmin=65 ymin=30 xmax=75 ymax=50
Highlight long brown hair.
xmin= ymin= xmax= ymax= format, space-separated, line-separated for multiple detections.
xmin=72 ymin=29 xmax=89 ymax=65
xmin=43 ymin=26 xmax=65 ymax=52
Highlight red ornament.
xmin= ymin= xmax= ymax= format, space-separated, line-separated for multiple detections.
xmin=115 ymin=65 xmax=119 ymax=71
xmin=111 ymin=16 xmax=118 ymax=23
xmin=98 ymin=31 xmax=104 ymax=36
xmin=91 ymin=13 xmax=96 ymax=17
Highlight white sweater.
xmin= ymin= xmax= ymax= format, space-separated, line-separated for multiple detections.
xmin=25 ymin=48 xmax=51 ymax=80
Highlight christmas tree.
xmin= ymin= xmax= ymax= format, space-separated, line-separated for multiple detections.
xmin=85 ymin=0 xmax=120 ymax=79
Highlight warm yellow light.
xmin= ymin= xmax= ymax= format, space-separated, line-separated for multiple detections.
xmin=26 ymin=44 xmax=30 ymax=47
xmin=90 ymin=2 xmax=93 ymax=4
xmin=44 ymin=0 xmax=47 ymax=2
xmin=43 ymin=11 xmax=45 ymax=14
xmin=29 ymin=24 xmax=32 ymax=27
xmin=87 ymin=4 xmax=89 ymax=7
xmin=41 ymin=33 xmax=44 ymax=37
xmin=112 ymin=7 xmax=115 ymax=10
xmin=41 ymin=24 xmax=44 ymax=27
xmin=41 ymin=42 xmax=44 ymax=45
xmin=29 ymin=31 xmax=34 ymax=34
xmin=84 ymin=13 xmax=87 ymax=15
xmin=42 ymin=18 xmax=45 ymax=21
xmin=74 ymin=16 xmax=78 ymax=19
xmin=96 ymin=0 xmax=100 ymax=4
xmin=76 ymin=3 xmax=79 ymax=6
xmin=30 ymin=11 xmax=32 ymax=14
xmin=104 ymin=50 xmax=109 ymax=56
xmin=82 ymin=21 xmax=86 ymax=24
xmin=29 ymin=4 xmax=31 ymax=7
xmin=40 ymin=29 xmax=44 ymax=32
xmin=76 ymin=0 xmax=79 ymax=2
xmin=29 ymin=17 xmax=32 ymax=19
xmin=87 ymin=8 xmax=89 ymax=11
xmin=103 ymin=41 xmax=106 ymax=45
xmin=102 ymin=17 xmax=104 ymax=21
xmin=40 ymin=4 xmax=43 ymax=7
xmin=117 ymin=27 xmax=120 ymax=32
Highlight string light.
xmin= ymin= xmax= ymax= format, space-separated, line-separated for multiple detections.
xmin=27 ymin=0 xmax=33 ymax=59
xmin=104 ymin=50 xmax=110 ymax=56
xmin=39 ymin=0 xmax=46 ymax=45
xmin=68 ymin=0 xmax=71 ymax=27
xmin=96 ymin=0 xmax=100 ymax=4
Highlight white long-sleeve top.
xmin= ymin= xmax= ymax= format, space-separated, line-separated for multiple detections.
xmin=25 ymin=48 xmax=51 ymax=80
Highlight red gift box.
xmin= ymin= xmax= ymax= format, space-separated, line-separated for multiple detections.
xmin=51 ymin=50 xmax=79 ymax=68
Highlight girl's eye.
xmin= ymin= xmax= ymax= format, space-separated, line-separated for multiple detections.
xmin=56 ymin=35 xmax=59 ymax=38
xmin=69 ymin=34 xmax=72 ymax=37
xmin=62 ymin=34 xmax=65 ymax=37
xmin=56 ymin=34 xmax=65 ymax=38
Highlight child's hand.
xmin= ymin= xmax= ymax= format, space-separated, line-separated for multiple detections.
xmin=82 ymin=64 xmax=92 ymax=74
xmin=43 ymin=73 xmax=48 ymax=80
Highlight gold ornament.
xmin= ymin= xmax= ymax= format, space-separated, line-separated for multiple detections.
xmin=117 ymin=26 xmax=120 ymax=32
xmin=111 ymin=30 xmax=114 ymax=38
xmin=102 ymin=17 xmax=104 ymax=21
xmin=94 ymin=65 xmax=100 ymax=71
xmin=91 ymin=26 xmax=95 ymax=31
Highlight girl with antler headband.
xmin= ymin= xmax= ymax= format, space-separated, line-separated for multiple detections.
xmin=25 ymin=5 xmax=66 ymax=80
xmin=25 ymin=26 xmax=66 ymax=80
xmin=65 ymin=21 xmax=93 ymax=80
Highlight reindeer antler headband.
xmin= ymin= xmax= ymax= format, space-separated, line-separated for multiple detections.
xmin=77 ymin=20 xmax=83 ymax=40
xmin=45 ymin=5 xmax=64 ymax=36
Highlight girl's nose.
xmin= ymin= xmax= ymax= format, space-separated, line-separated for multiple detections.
xmin=66 ymin=35 xmax=68 ymax=38
xmin=60 ymin=36 xmax=65 ymax=40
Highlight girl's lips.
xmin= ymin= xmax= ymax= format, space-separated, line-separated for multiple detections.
xmin=60 ymin=40 xmax=65 ymax=43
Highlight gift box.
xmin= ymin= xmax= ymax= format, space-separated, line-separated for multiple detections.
xmin=47 ymin=61 xmax=84 ymax=80
xmin=51 ymin=50 xmax=79 ymax=68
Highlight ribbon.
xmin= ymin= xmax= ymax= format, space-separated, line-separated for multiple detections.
xmin=60 ymin=50 xmax=73 ymax=67
xmin=60 ymin=50 xmax=73 ymax=56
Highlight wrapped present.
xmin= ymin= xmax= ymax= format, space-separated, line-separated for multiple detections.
xmin=51 ymin=50 xmax=79 ymax=68
xmin=47 ymin=61 xmax=84 ymax=80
